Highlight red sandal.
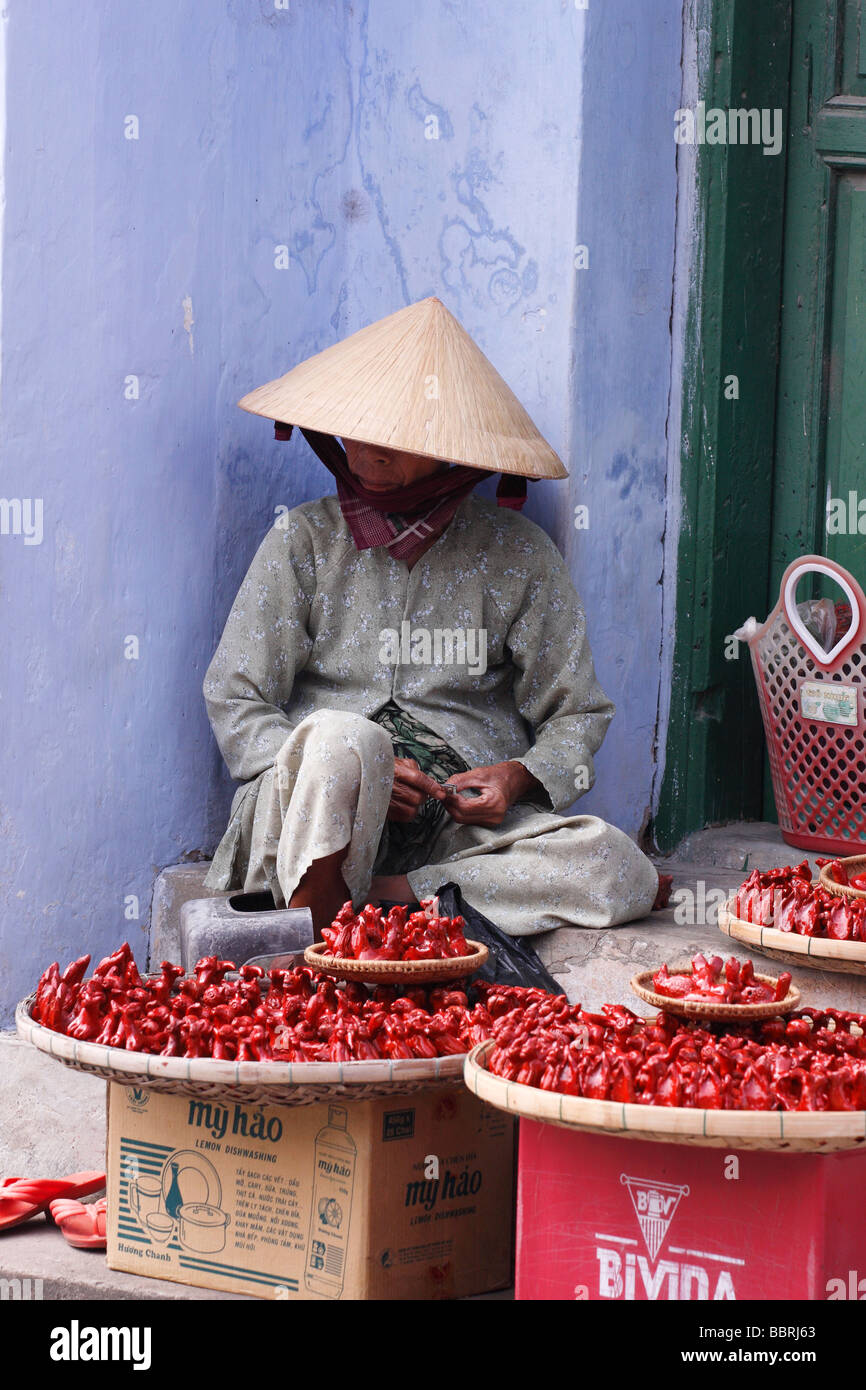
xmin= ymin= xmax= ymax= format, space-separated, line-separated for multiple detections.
xmin=0 ymin=1172 xmax=105 ymax=1233
xmin=49 ymin=1197 xmax=107 ymax=1250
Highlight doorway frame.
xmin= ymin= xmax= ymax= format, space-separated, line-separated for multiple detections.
xmin=652 ymin=0 xmax=793 ymax=851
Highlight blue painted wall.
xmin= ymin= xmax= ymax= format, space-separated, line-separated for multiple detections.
xmin=567 ymin=2 xmax=683 ymax=835
xmin=0 ymin=0 xmax=683 ymax=1020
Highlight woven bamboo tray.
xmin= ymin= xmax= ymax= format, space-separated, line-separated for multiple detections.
xmin=718 ymin=900 xmax=866 ymax=975
xmin=464 ymin=1041 xmax=866 ymax=1153
xmin=820 ymin=854 xmax=866 ymax=903
xmin=630 ymin=969 xmax=800 ymax=1021
xmin=303 ymin=939 xmax=488 ymax=985
xmin=16 ymin=996 xmax=465 ymax=1106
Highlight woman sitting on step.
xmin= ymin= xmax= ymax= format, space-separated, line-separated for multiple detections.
xmin=203 ymin=298 xmax=667 ymax=936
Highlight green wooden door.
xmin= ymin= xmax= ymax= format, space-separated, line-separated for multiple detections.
xmin=653 ymin=0 xmax=792 ymax=851
xmin=770 ymin=0 xmax=866 ymax=814
xmin=655 ymin=0 xmax=866 ymax=850
xmin=773 ymin=0 xmax=866 ymax=584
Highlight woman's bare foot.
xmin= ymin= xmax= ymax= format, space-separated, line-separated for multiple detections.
xmin=369 ymin=874 xmax=414 ymax=905
xmin=289 ymin=847 xmax=351 ymax=935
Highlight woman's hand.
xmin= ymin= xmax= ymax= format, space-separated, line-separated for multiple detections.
xmin=442 ymin=761 xmax=542 ymax=827
xmin=387 ymin=757 xmax=447 ymax=823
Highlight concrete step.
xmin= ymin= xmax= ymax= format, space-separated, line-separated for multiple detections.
xmin=536 ymin=909 xmax=866 ymax=1015
xmin=145 ymin=823 xmax=821 ymax=970
xmin=149 ymin=863 xmax=227 ymax=969
xmin=663 ymin=820 xmax=824 ymax=872
xmin=0 ymin=1218 xmax=511 ymax=1300
xmin=0 ymin=1221 xmax=251 ymax=1300
xmin=562 ymin=823 xmax=832 ymax=1016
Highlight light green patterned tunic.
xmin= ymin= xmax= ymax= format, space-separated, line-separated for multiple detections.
xmin=202 ymin=495 xmax=658 ymax=933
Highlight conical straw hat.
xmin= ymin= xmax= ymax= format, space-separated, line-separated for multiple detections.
xmin=237 ymin=297 xmax=567 ymax=479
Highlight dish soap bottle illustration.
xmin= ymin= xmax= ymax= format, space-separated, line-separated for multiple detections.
xmin=304 ymin=1105 xmax=356 ymax=1299
xmin=165 ymin=1162 xmax=184 ymax=1220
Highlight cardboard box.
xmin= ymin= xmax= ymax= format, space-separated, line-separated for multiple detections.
xmin=106 ymin=1083 xmax=514 ymax=1299
xmin=515 ymin=1118 xmax=866 ymax=1300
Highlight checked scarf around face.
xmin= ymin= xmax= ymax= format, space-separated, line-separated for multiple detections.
xmin=296 ymin=427 xmax=527 ymax=565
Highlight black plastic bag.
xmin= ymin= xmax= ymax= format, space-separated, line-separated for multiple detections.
xmin=434 ymin=882 xmax=562 ymax=994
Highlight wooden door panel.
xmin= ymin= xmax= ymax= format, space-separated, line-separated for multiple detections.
xmin=842 ymin=0 xmax=866 ymax=92
xmin=823 ymin=170 xmax=866 ymax=564
xmin=772 ymin=0 xmax=866 ymax=584
xmin=768 ymin=0 xmax=866 ymax=815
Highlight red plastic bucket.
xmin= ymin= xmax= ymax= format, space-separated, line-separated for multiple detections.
xmin=741 ymin=555 xmax=866 ymax=856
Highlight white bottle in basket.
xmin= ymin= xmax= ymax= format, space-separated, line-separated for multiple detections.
xmin=304 ymin=1105 xmax=357 ymax=1298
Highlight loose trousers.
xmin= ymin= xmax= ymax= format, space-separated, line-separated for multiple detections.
xmin=204 ymin=710 xmax=659 ymax=934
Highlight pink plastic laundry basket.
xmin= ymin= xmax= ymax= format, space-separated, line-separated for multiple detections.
xmin=743 ymin=554 xmax=866 ymax=857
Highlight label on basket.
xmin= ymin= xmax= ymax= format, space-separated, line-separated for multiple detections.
xmin=799 ymin=679 xmax=858 ymax=726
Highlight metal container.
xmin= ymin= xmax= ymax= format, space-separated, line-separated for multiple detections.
xmin=179 ymin=891 xmax=314 ymax=970
xmin=177 ymin=1202 xmax=231 ymax=1254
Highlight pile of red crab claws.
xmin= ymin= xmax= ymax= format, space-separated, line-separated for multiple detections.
xmin=652 ymin=954 xmax=792 ymax=1005
xmin=36 ymin=942 xmax=866 ymax=1111
xmin=733 ymin=861 xmax=866 ymax=941
xmin=820 ymin=858 xmax=866 ymax=892
xmin=30 ymin=943 xmax=522 ymax=1063
xmin=485 ymin=989 xmax=866 ymax=1111
xmin=320 ymin=898 xmax=470 ymax=961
